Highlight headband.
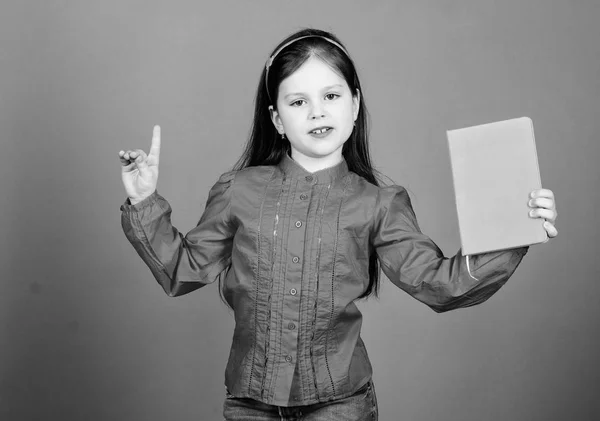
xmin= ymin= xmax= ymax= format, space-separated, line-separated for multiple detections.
xmin=265 ymin=35 xmax=350 ymax=102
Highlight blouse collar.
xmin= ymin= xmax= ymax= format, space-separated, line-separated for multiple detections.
xmin=278 ymin=153 xmax=349 ymax=185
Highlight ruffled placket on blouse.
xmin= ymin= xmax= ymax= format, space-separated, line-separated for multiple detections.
xmin=254 ymin=153 xmax=350 ymax=404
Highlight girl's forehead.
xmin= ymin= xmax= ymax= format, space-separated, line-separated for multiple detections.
xmin=278 ymin=56 xmax=348 ymax=93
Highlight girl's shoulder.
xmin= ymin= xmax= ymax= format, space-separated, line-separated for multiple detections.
xmin=214 ymin=165 xmax=276 ymax=191
xmin=345 ymin=172 xmax=416 ymax=219
xmin=232 ymin=165 xmax=276 ymax=184
xmin=346 ymin=171 xmax=408 ymax=199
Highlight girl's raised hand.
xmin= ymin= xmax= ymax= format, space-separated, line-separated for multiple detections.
xmin=118 ymin=125 xmax=161 ymax=204
xmin=528 ymin=188 xmax=558 ymax=239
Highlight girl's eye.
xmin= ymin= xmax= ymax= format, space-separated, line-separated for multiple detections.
xmin=290 ymin=99 xmax=306 ymax=107
xmin=325 ymin=93 xmax=339 ymax=100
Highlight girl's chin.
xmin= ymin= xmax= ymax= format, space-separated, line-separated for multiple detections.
xmin=290 ymin=138 xmax=347 ymax=156
xmin=295 ymin=148 xmax=345 ymax=162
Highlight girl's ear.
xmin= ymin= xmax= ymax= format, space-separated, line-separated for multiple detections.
xmin=269 ymin=105 xmax=285 ymax=135
xmin=353 ymin=89 xmax=361 ymax=122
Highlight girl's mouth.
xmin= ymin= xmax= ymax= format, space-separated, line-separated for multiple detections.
xmin=309 ymin=127 xmax=333 ymax=138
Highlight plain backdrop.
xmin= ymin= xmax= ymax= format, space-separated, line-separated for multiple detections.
xmin=2 ymin=1 xmax=599 ymax=420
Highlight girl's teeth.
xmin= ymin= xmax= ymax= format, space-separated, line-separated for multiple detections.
xmin=313 ymin=128 xmax=328 ymax=134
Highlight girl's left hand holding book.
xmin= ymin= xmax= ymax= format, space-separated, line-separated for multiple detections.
xmin=528 ymin=188 xmax=558 ymax=238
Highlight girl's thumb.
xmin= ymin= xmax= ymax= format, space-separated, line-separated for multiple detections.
xmin=135 ymin=155 xmax=148 ymax=172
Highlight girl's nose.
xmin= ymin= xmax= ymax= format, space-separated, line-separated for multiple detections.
xmin=309 ymin=102 xmax=326 ymax=119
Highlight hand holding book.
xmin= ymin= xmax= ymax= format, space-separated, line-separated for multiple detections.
xmin=528 ymin=188 xmax=558 ymax=238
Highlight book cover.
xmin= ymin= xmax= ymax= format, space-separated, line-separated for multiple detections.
xmin=447 ymin=117 xmax=548 ymax=255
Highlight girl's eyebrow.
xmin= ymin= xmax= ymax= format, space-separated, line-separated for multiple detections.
xmin=284 ymin=84 xmax=344 ymax=100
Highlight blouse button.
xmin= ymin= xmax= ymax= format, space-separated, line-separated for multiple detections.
xmin=290 ymin=288 xmax=297 ymax=295
xmin=285 ymin=355 xmax=293 ymax=363
xmin=305 ymin=176 xmax=313 ymax=182
xmin=288 ymin=322 xmax=296 ymax=330
xmin=300 ymin=194 xmax=308 ymax=200
xmin=292 ymin=256 xmax=300 ymax=263
xmin=295 ymin=221 xmax=302 ymax=228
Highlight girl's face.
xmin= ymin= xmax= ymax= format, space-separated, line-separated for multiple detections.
xmin=270 ymin=56 xmax=360 ymax=171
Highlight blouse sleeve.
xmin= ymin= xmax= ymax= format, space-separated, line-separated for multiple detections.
xmin=372 ymin=185 xmax=528 ymax=313
xmin=119 ymin=171 xmax=237 ymax=297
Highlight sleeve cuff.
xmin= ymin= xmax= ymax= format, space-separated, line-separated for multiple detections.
xmin=119 ymin=190 xmax=159 ymax=212
xmin=463 ymin=246 xmax=529 ymax=282
xmin=465 ymin=255 xmax=480 ymax=281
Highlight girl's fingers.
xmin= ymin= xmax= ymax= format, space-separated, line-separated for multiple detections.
xmin=528 ymin=190 xmax=558 ymax=224
xmin=119 ymin=154 xmax=136 ymax=170
xmin=120 ymin=149 xmax=146 ymax=161
xmin=529 ymin=208 xmax=557 ymax=222
xmin=133 ymin=149 xmax=146 ymax=159
xmin=529 ymin=189 xmax=559 ymax=240
xmin=118 ymin=149 xmax=147 ymax=168
xmin=119 ymin=150 xmax=134 ymax=165
xmin=119 ymin=125 xmax=160 ymax=163
xmin=149 ymin=125 xmax=161 ymax=162
xmin=121 ymin=150 xmax=134 ymax=161
xmin=528 ymin=197 xmax=555 ymax=210
xmin=543 ymin=221 xmax=558 ymax=238
xmin=530 ymin=189 xmax=555 ymax=200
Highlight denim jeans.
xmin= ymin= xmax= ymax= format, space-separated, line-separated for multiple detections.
xmin=223 ymin=380 xmax=378 ymax=420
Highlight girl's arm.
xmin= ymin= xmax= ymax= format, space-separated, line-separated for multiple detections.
xmin=372 ymin=185 xmax=528 ymax=313
xmin=119 ymin=171 xmax=237 ymax=297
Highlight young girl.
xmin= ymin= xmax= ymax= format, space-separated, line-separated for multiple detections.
xmin=118 ymin=28 xmax=558 ymax=421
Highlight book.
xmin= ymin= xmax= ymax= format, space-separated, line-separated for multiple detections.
xmin=447 ymin=116 xmax=548 ymax=255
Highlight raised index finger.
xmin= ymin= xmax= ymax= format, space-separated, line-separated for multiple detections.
xmin=149 ymin=125 xmax=161 ymax=159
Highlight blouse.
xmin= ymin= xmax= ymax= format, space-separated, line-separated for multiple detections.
xmin=119 ymin=152 xmax=528 ymax=407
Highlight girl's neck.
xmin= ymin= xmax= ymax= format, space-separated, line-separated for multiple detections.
xmin=289 ymin=150 xmax=344 ymax=174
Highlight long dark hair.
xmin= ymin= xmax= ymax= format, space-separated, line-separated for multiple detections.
xmin=220 ymin=28 xmax=389 ymax=305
